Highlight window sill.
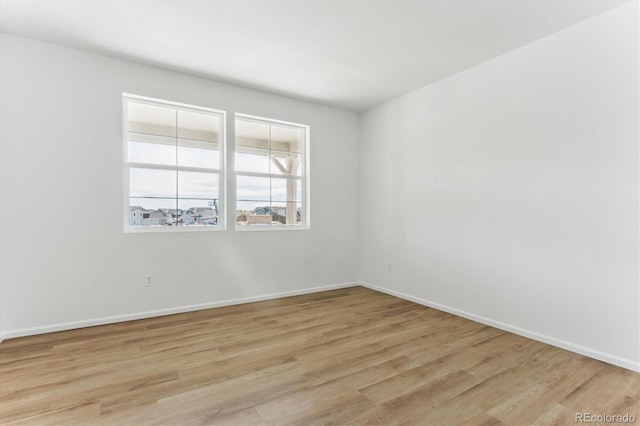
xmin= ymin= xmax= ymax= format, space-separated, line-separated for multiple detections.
xmin=235 ymin=224 xmax=309 ymax=232
xmin=124 ymin=225 xmax=227 ymax=234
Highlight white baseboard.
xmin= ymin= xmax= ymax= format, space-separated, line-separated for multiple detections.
xmin=1 ymin=282 xmax=359 ymax=340
xmin=359 ymin=281 xmax=640 ymax=373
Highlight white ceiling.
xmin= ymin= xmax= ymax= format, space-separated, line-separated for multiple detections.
xmin=0 ymin=0 xmax=628 ymax=112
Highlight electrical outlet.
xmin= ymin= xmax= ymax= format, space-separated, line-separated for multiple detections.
xmin=144 ymin=274 xmax=153 ymax=287
xmin=387 ymin=262 xmax=393 ymax=272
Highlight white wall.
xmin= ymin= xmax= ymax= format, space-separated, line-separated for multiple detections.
xmin=359 ymin=3 xmax=639 ymax=371
xmin=0 ymin=34 xmax=360 ymax=336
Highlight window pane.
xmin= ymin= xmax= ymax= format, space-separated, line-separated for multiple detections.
xmin=128 ymin=140 xmax=176 ymax=166
xmin=235 ymin=150 xmax=270 ymax=174
xmin=236 ymin=119 xmax=269 ymax=149
xmin=270 ymin=152 xmax=301 ymax=176
xmin=271 ymin=178 xmax=301 ymax=202
xmin=271 ymin=125 xmax=303 ymax=153
xmin=178 ymin=171 xmax=218 ymax=199
xmin=128 ymin=102 xmax=176 ymax=137
xmin=178 ymin=143 xmax=219 ymax=169
xmin=177 ymin=199 xmax=219 ymax=226
xmin=130 ymin=168 xmax=176 ymax=198
xmin=129 ymin=198 xmax=176 ymax=227
xmin=177 ymin=110 xmax=219 ymax=142
xmin=237 ymin=176 xmax=270 ymax=201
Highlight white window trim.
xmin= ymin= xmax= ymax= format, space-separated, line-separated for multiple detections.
xmin=234 ymin=113 xmax=310 ymax=231
xmin=123 ymin=93 xmax=227 ymax=233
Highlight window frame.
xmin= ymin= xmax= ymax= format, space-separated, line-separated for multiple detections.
xmin=122 ymin=94 xmax=227 ymax=233
xmin=234 ymin=113 xmax=310 ymax=231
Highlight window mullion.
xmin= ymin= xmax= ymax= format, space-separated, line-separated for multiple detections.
xmin=128 ymin=163 xmax=221 ymax=175
xmin=175 ymin=108 xmax=179 ymax=226
xmin=269 ymin=124 xmax=272 ymax=226
xmin=235 ymin=171 xmax=301 ymax=180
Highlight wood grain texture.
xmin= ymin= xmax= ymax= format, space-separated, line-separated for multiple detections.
xmin=0 ymin=286 xmax=638 ymax=425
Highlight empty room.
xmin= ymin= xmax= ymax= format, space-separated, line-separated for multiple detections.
xmin=0 ymin=0 xmax=638 ymax=424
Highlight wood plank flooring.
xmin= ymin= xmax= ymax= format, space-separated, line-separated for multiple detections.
xmin=0 ymin=286 xmax=638 ymax=425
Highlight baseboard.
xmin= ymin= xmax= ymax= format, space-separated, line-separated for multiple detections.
xmin=359 ymin=281 xmax=640 ymax=373
xmin=2 ymin=282 xmax=359 ymax=340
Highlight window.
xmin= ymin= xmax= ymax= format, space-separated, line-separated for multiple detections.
xmin=123 ymin=95 xmax=225 ymax=231
xmin=235 ymin=114 xmax=309 ymax=229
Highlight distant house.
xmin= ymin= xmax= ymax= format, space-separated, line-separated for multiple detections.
xmin=160 ymin=209 xmax=182 ymax=222
xmin=129 ymin=207 xmax=146 ymax=226
xmin=130 ymin=206 xmax=219 ymax=226
xmin=252 ymin=207 xmax=270 ymax=216
xmin=129 ymin=207 xmax=172 ymax=226
xmin=145 ymin=210 xmax=171 ymax=226
xmin=236 ymin=206 xmax=292 ymax=226
xmin=182 ymin=207 xmax=218 ymax=225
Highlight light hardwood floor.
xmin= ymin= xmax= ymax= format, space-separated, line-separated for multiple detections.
xmin=0 ymin=286 xmax=638 ymax=425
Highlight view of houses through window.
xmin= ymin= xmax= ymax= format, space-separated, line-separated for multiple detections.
xmin=235 ymin=115 xmax=308 ymax=228
xmin=124 ymin=95 xmax=309 ymax=231
xmin=125 ymin=95 xmax=225 ymax=229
